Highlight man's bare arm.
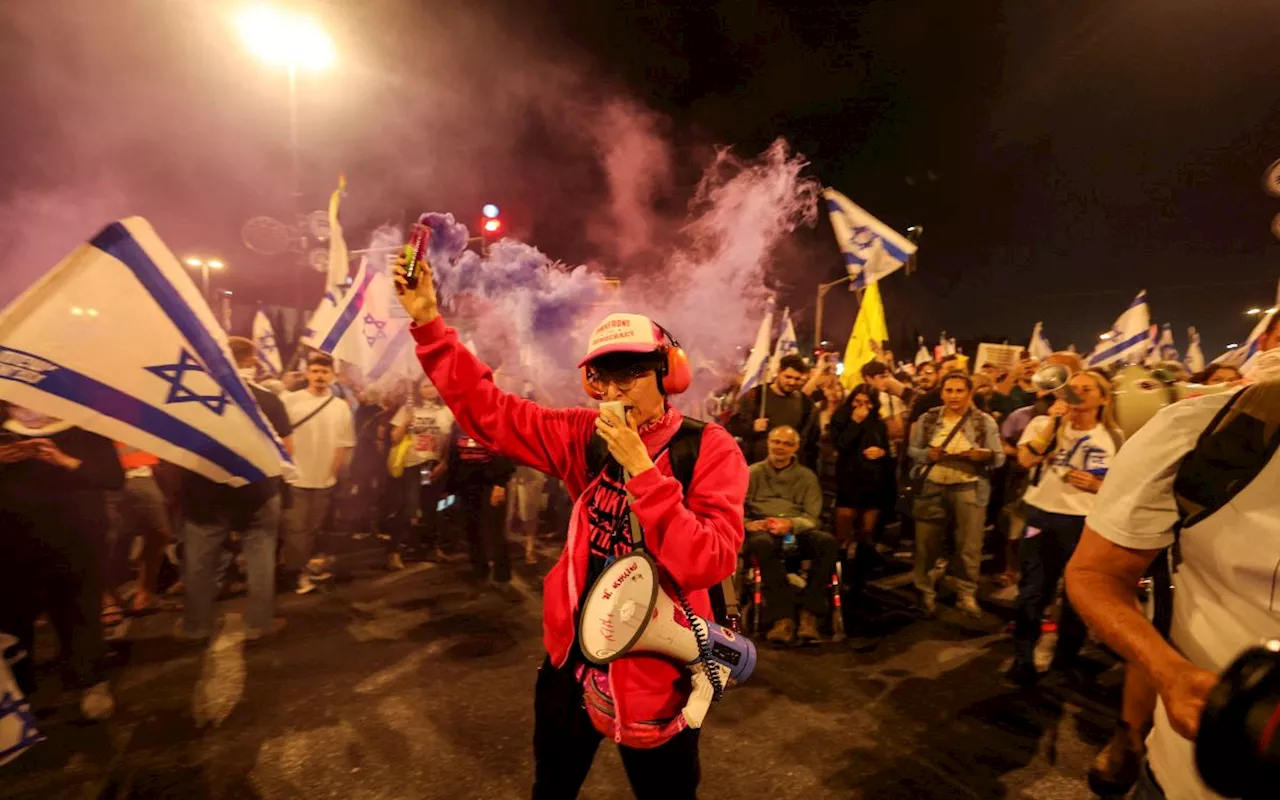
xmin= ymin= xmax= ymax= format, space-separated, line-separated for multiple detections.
xmin=1065 ymin=526 xmax=1218 ymax=739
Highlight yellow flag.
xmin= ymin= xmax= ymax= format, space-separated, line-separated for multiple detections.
xmin=841 ymin=280 xmax=889 ymax=389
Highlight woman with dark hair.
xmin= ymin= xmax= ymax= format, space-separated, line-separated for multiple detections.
xmin=1189 ymin=363 xmax=1242 ymax=385
xmin=829 ymin=384 xmax=894 ymax=575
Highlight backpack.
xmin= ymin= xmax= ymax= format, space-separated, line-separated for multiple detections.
xmin=1173 ymin=381 xmax=1280 ymax=542
xmin=1144 ymin=382 xmax=1280 ymax=638
xmin=585 ymin=418 xmax=741 ymax=625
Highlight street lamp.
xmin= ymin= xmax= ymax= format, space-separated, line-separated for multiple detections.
xmin=234 ymin=4 xmax=335 ymax=203
xmin=1247 ymin=307 xmax=1263 ymax=316
xmin=183 ymin=256 xmax=226 ymax=303
xmin=814 ymin=274 xmax=854 ymax=352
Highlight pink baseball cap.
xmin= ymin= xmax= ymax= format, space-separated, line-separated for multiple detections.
xmin=578 ymin=313 xmax=664 ymax=368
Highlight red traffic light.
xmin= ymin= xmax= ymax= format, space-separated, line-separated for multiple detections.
xmin=483 ymin=218 xmax=502 ymax=234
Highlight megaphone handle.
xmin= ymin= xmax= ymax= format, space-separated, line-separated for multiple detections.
xmin=681 ymin=668 xmax=717 ymax=729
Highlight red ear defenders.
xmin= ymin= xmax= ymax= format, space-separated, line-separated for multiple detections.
xmin=582 ymin=321 xmax=692 ymax=399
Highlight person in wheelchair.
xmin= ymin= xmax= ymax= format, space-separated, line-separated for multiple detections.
xmin=743 ymin=425 xmax=836 ymax=646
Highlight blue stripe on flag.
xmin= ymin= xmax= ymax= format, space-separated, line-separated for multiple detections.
xmin=0 ymin=345 xmax=266 ymax=482
xmin=89 ymin=223 xmax=290 ymax=466
xmin=319 ymin=269 xmax=375 ymax=352
xmin=369 ymin=326 xmax=412 ymax=379
xmin=1088 ymin=329 xmax=1150 ymax=366
xmin=835 ymin=228 xmax=911 ymax=267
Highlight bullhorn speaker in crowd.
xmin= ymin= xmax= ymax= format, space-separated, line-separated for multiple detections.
xmin=578 ymin=552 xmax=757 ymax=728
xmin=1111 ymin=364 xmax=1237 ymax=440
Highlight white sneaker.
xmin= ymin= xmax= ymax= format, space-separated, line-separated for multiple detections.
xmin=80 ymin=681 xmax=116 ymax=721
xmin=295 ymin=574 xmax=317 ymax=595
xmin=957 ymin=595 xmax=983 ymax=617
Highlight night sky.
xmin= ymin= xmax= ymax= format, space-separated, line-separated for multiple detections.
xmin=3 ymin=0 xmax=1279 ymax=359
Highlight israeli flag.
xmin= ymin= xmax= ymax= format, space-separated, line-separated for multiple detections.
xmin=823 ymin=188 xmax=917 ymax=290
xmin=301 ymin=257 xmax=418 ymax=382
xmin=914 ymin=335 xmax=931 ymax=366
xmin=1145 ymin=323 xmax=1178 ymax=365
xmin=1216 ymin=283 xmax=1278 ymax=371
xmin=766 ymin=307 xmax=799 ymax=380
xmin=0 ymin=218 xmax=290 ymax=486
xmin=1185 ymin=326 xmax=1206 ymax=373
xmin=1087 ymin=291 xmax=1153 ymax=369
xmin=252 ymin=307 xmax=283 ymax=376
xmin=1028 ymin=322 xmax=1053 ymax=360
xmin=738 ymin=301 xmax=775 ymax=398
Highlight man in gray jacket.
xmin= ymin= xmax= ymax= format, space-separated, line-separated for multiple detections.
xmin=743 ymin=425 xmax=834 ymax=646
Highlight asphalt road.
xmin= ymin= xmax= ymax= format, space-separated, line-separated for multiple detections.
xmin=1 ymin=548 xmax=1119 ymax=800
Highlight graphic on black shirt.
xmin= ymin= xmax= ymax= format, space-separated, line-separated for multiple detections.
xmin=585 ymin=465 xmax=634 ymax=561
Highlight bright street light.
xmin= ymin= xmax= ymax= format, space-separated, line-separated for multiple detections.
xmin=235 ymin=5 xmax=334 ymax=71
xmin=1247 ymin=307 xmax=1263 ymax=316
xmin=234 ymin=5 xmax=335 ymax=206
xmin=1099 ymin=332 xmax=1113 ymax=341
xmin=1227 ymin=343 xmax=1239 ymax=350
xmin=182 ymin=255 xmax=226 ymax=302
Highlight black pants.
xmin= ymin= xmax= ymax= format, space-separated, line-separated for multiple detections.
xmin=1013 ymin=507 xmax=1088 ymax=669
xmin=0 ymin=515 xmax=105 ymax=695
xmin=746 ymin=529 xmax=838 ymax=627
xmin=532 ymin=658 xmax=700 ymax=799
xmin=391 ymin=464 xmax=443 ymax=554
xmin=456 ymin=481 xmax=510 ymax=583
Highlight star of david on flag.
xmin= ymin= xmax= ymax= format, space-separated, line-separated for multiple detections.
xmin=145 ymin=349 xmax=229 ymax=414
xmin=823 ymin=187 xmax=917 ymax=289
xmin=0 ymin=217 xmax=292 ymax=487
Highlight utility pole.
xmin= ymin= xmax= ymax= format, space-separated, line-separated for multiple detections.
xmin=814 ymin=274 xmax=854 ymax=352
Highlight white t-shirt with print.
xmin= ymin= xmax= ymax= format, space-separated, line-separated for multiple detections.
xmin=1086 ymin=389 xmax=1280 ymax=800
xmin=1019 ymin=416 xmax=1119 ymax=517
xmin=391 ymin=402 xmax=455 ymax=468
xmin=283 ymin=390 xmax=356 ymax=489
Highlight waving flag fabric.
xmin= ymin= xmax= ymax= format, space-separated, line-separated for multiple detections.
xmin=738 ymin=301 xmax=775 ymax=399
xmin=766 ymin=307 xmax=799 ymax=380
xmin=823 ymin=188 xmax=917 ymax=290
xmin=841 ymin=281 xmax=889 ymax=389
xmin=0 ymin=218 xmax=289 ymax=486
xmin=1028 ymin=322 xmax=1053 ymax=360
xmin=1087 ymin=291 xmax=1153 ymax=369
xmin=252 ymin=307 xmax=283 ymax=376
xmin=1185 ymin=326 xmax=1206 ymax=373
xmin=301 ymin=256 xmax=418 ymax=383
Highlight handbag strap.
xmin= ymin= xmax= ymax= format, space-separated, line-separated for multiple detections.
xmin=917 ymin=407 xmax=973 ymax=486
xmin=292 ymin=395 xmax=336 ymax=430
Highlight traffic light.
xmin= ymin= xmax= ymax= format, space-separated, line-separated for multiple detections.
xmin=480 ymin=204 xmax=503 ymax=250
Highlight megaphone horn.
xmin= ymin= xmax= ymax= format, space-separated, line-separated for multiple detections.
xmin=578 ymin=552 xmax=757 ymax=729
xmin=1030 ymin=363 xmax=1072 ymax=394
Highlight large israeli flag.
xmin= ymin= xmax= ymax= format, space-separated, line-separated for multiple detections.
xmin=301 ymin=256 xmax=417 ymax=382
xmin=1087 ymin=291 xmax=1153 ymax=369
xmin=0 ymin=218 xmax=290 ymax=486
xmin=252 ymin=307 xmax=283 ymax=376
xmin=738 ymin=302 xmax=775 ymax=398
xmin=1028 ymin=322 xmax=1053 ymax=360
xmin=823 ymin=188 xmax=917 ymax=290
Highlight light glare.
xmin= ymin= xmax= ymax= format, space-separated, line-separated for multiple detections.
xmin=185 ymin=257 xmax=203 ymax=267
xmin=236 ymin=5 xmax=334 ymax=71
xmin=208 ymin=259 xmax=225 ymax=269
xmin=482 ymin=204 xmax=500 ymax=219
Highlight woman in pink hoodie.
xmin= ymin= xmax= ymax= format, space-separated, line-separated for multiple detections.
xmin=394 ymin=256 xmax=747 ymax=799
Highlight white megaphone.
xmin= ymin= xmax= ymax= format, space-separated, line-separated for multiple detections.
xmin=578 ymin=552 xmax=757 ymax=729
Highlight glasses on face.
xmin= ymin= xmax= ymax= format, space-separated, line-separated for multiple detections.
xmin=586 ymin=367 xmax=649 ymax=395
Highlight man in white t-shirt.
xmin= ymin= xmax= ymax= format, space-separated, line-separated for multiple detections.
xmin=282 ymin=352 xmax=356 ymax=593
xmin=388 ymin=379 xmax=455 ymax=567
xmin=1066 ymin=383 xmax=1280 ymax=799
